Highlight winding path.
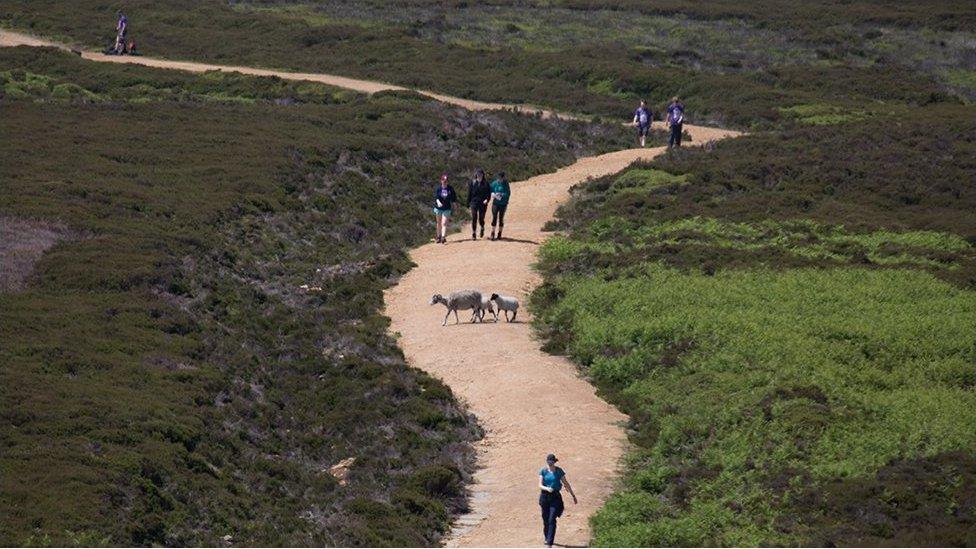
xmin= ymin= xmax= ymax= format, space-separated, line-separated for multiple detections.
xmin=1 ymin=29 xmax=741 ymax=546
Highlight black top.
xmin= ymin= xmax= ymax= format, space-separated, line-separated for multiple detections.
xmin=467 ymin=178 xmax=492 ymax=207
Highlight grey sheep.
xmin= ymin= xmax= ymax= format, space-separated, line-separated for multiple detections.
xmin=430 ymin=290 xmax=483 ymax=326
xmin=490 ymin=293 xmax=519 ymax=322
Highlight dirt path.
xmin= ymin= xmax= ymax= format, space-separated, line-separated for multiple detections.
xmin=2 ymin=28 xmax=741 ymax=546
xmin=384 ymin=131 xmax=737 ymax=547
xmin=0 ymin=29 xmax=571 ymax=118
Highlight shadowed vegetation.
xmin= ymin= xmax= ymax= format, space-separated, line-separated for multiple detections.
xmin=0 ymin=47 xmax=627 ymax=545
xmin=1 ymin=0 xmax=970 ymax=128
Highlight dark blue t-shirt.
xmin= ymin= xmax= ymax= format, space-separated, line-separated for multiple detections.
xmin=667 ymin=103 xmax=684 ymax=125
xmin=434 ymin=185 xmax=457 ymax=210
xmin=540 ymin=466 xmax=565 ymax=492
xmin=634 ymin=107 xmax=651 ymax=127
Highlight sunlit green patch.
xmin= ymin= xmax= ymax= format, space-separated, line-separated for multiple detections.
xmin=0 ymin=56 xmax=357 ymax=105
xmin=778 ymin=103 xmax=869 ymax=125
xmin=587 ymin=78 xmax=634 ymax=100
xmin=945 ymin=69 xmax=976 ymax=90
xmin=610 ymin=168 xmax=689 ymax=191
xmin=617 ymin=217 xmax=971 ymax=268
xmin=1 ymin=69 xmax=104 ymax=102
xmin=230 ymin=3 xmax=379 ymax=29
xmin=535 ymin=262 xmax=976 ymax=546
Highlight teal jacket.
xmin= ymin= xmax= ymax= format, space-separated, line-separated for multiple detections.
xmin=490 ymin=179 xmax=511 ymax=207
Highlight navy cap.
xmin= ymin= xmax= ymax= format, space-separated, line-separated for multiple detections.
xmin=546 ymin=453 xmax=558 ymax=463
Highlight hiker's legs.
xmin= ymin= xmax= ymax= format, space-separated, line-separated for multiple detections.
xmin=441 ymin=214 xmax=449 ymax=240
xmin=491 ymin=204 xmax=507 ymax=238
xmin=542 ymin=503 xmax=559 ymax=546
xmin=471 ymin=204 xmax=486 ymax=238
xmin=540 ymin=496 xmax=553 ymax=544
xmin=669 ymin=123 xmax=683 ymax=148
xmin=435 ymin=215 xmax=442 ymax=241
xmin=496 ymin=204 xmax=506 ymax=238
xmin=490 ymin=204 xmax=499 ymax=239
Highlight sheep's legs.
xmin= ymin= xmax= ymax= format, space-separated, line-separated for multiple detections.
xmin=454 ymin=309 xmax=460 ymax=324
xmin=443 ymin=309 xmax=451 ymax=326
xmin=511 ymin=310 xmax=517 ymax=322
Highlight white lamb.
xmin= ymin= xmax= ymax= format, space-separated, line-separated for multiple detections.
xmin=430 ymin=290 xmax=483 ymax=326
xmin=477 ymin=295 xmax=498 ymax=323
xmin=489 ymin=293 xmax=519 ymax=322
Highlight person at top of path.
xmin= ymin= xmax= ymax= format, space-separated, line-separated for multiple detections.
xmin=666 ymin=96 xmax=685 ymax=149
xmin=433 ymin=173 xmax=459 ymax=244
xmin=467 ymin=168 xmax=491 ymax=240
xmin=489 ymin=171 xmax=511 ymax=241
xmin=105 ymin=11 xmax=130 ymax=55
xmin=115 ymin=11 xmax=128 ymax=48
xmin=538 ymin=453 xmax=578 ymax=548
xmin=633 ymin=99 xmax=653 ymax=148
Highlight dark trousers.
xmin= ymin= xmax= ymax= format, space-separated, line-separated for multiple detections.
xmin=539 ymin=491 xmax=564 ymax=546
xmin=491 ymin=203 xmax=507 ymax=228
xmin=669 ymin=123 xmax=683 ymax=147
xmin=471 ymin=203 xmax=487 ymax=232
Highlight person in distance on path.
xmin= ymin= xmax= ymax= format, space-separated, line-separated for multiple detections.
xmin=633 ymin=99 xmax=653 ymax=147
xmin=666 ymin=96 xmax=685 ymax=148
xmin=489 ymin=171 xmax=511 ymax=241
xmin=433 ymin=173 xmax=458 ymax=244
xmin=467 ymin=168 xmax=491 ymax=240
xmin=538 ymin=453 xmax=578 ymax=548
xmin=113 ymin=10 xmax=128 ymax=54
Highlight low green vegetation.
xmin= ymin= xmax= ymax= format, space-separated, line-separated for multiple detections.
xmin=0 ymin=47 xmax=628 ymax=545
xmin=534 ymin=102 xmax=976 ymax=543
xmin=534 ymin=264 xmax=976 ymax=546
xmin=776 ymin=104 xmax=870 ymax=126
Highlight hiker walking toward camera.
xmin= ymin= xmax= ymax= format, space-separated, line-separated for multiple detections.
xmin=489 ymin=171 xmax=511 ymax=241
xmin=633 ymin=99 xmax=653 ymax=148
xmin=433 ymin=173 xmax=458 ymax=244
xmin=467 ymin=168 xmax=491 ymax=240
xmin=538 ymin=453 xmax=577 ymax=548
xmin=666 ymin=96 xmax=685 ymax=148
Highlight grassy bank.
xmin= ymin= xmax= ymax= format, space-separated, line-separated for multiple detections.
xmin=0 ymin=46 xmax=628 ymax=545
xmin=532 ymin=107 xmax=976 ymax=545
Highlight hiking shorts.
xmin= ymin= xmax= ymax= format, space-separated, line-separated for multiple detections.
xmin=637 ymin=124 xmax=650 ymax=137
xmin=433 ymin=207 xmax=452 ymax=217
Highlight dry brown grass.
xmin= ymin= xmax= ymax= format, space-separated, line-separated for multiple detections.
xmin=0 ymin=216 xmax=76 ymax=292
